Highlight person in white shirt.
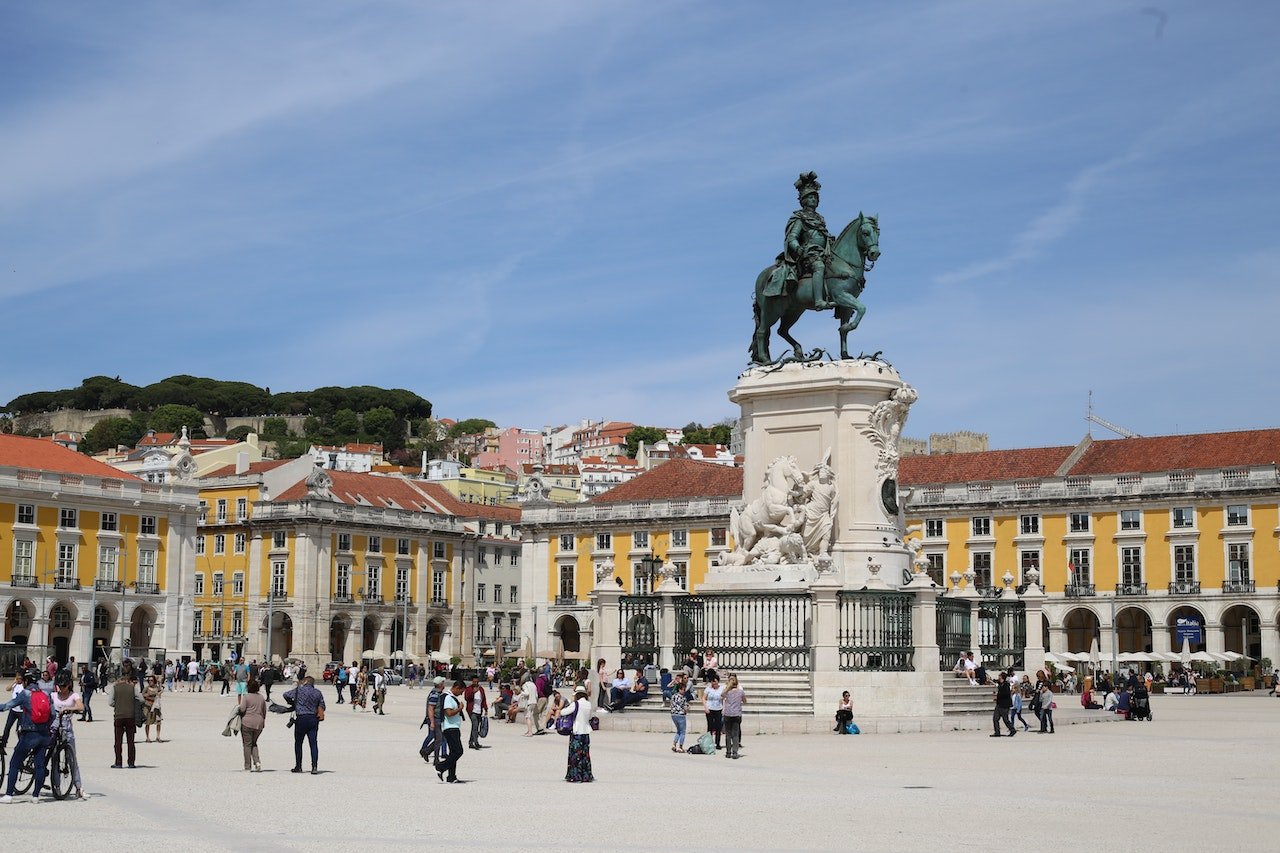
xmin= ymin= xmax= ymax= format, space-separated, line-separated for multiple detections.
xmin=347 ymin=664 xmax=359 ymax=703
xmin=186 ymin=659 xmax=199 ymax=692
xmin=521 ymin=678 xmax=539 ymax=737
xmin=560 ymin=683 xmax=594 ymax=783
xmin=703 ymin=675 xmax=725 ymax=750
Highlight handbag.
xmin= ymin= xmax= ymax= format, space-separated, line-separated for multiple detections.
xmin=589 ymin=715 xmax=600 ymax=731
xmin=478 ymin=716 xmax=490 ymax=739
xmin=844 ymin=722 xmax=860 ymax=735
xmin=555 ymin=703 xmax=577 ymax=736
xmin=133 ymin=696 xmax=146 ymax=728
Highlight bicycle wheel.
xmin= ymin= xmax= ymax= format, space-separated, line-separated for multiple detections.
xmin=50 ymin=743 xmax=75 ymax=800
xmin=14 ymin=752 xmax=35 ymax=794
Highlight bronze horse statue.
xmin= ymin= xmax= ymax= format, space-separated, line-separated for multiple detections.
xmin=750 ymin=213 xmax=880 ymax=364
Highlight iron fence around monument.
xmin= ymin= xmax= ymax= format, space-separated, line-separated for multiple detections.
xmin=675 ymin=593 xmax=811 ymax=671
xmin=978 ymin=600 xmax=1026 ymax=671
xmin=936 ymin=595 xmax=972 ymax=671
xmin=619 ymin=595 xmax=660 ymax=664
xmin=837 ymin=591 xmax=914 ymax=671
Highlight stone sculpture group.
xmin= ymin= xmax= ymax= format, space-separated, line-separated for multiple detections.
xmin=718 ymin=451 xmax=838 ymax=569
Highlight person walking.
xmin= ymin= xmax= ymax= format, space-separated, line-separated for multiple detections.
xmin=1037 ymin=682 xmax=1056 ymax=734
xmin=107 ymin=663 xmax=143 ymax=768
xmin=373 ymin=669 xmax=387 ymax=715
xmin=260 ymin=664 xmax=276 ymax=704
xmin=1011 ymin=680 xmax=1031 ymax=732
xmin=722 ymin=674 xmax=745 ymax=760
xmin=419 ymin=676 xmax=447 ymax=762
xmin=669 ymin=671 xmax=693 ymax=753
xmin=0 ymin=670 xmax=54 ymax=803
xmin=237 ymin=679 xmax=267 ymax=772
xmin=703 ymin=673 xmax=725 ymax=750
xmin=434 ymin=680 xmax=466 ymax=783
xmin=465 ymin=675 xmax=488 ymax=749
xmin=334 ymin=664 xmax=347 ymax=704
xmin=521 ymin=676 xmax=539 ymax=737
xmin=142 ymin=674 xmax=164 ymax=743
xmin=283 ymin=676 xmax=325 ymax=774
xmin=353 ymin=667 xmax=369 ymax=712
xmin=347 ymin=662 xmax=359 ymax=703
xmin=562 ymin=683 xmax=594 ymax=783
xmin=50 ymin=670 xmax=85 ymax=799
xmin=990 ymin=672 xmax=1016 ymax=737
xmin=78 ymin=663 xmax=97 ymax=723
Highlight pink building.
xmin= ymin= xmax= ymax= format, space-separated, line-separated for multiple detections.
xmin=473 ymin=427 xmax=545 ymax=471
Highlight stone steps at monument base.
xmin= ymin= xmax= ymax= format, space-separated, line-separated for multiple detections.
xmin=942 ymin=681 xmax=997 ymax=715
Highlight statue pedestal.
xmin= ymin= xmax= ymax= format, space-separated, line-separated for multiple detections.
xmin=700 ymin=563 xmax=818 ymax=592
xmin=729 ymin=359 xmax=915 ymax=589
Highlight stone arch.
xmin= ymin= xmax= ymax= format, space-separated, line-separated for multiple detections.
xmin=1165 ymin=605 xmax=1207 ymax=653
xmin=1115 ymin=605 xmax=1154 ymax=654
xmin=1062 ymin=607 xmax=1101 ymax=654
xmin=329 ymin=614 xmax=350 ymax=662
xmin=266 ymin=612 xmax=293 ymax=661
xmin=129 ymin=604 xmax=158 ymax=653
xmin=361 ymin=614 xmax=381 ymax=655
xmin=49 ymin=600 xmax=78 ymax=666
xmin=1221 ymin=603 xmax=1262 ymax=660
xmin=554 ymin=614 xmax=581 ymax=655
xmin=92 ymin=604 xmax=116 ymax=662
xmin=426 ymin=618 xmax=447 ymax=653
xmin=390 ymin=617 xmax=406 ymax=657
xmin=4 ymin=599 xmax=36 ymax=645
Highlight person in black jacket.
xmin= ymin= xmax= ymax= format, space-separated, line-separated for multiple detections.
xmin=990 ymin=672 xmax=1016 ymax=737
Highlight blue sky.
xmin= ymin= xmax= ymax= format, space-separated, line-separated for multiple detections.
xmin=2 ymin=1 xmax=1277 ymax=448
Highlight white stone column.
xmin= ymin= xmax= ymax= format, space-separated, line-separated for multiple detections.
xmin=1205 ymin=621 xmax=1225 ymax=655
xmin=590 ymin=584 xmax=623 ymax=672
xmin=910 ymin=580 xmax=940 ymax=673
xmin=656 ymin=578 xmax=687 ymax=671
xmin=1259 ymin=623 xmax=1279 ymax=673
xmin=1048 ymin=626 xmax=1067 ymax=656
xmin=809 ymin=575 xmax=842 ymax=718
xmin=1020 ymin=584 xmax=1046 ymax=673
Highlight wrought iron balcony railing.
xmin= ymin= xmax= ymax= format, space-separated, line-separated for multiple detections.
xmin=1222 ymin=580 xmax=1255 ymax=594
xmin=1115 ymin=583 xmax=1148 ymax=596
xmin=95 ymin=579 xmax=122 ymax=593
xmin=555 ymin=595 xmax=578 ymax=606
xmin=1168 ymin=581 xmax=1201 ymax=595
xmin=54 ymin=579 xmax=81 ymax=590
xmin=1065 ymin=584 xmax=1096 ymax=598
xmin=135 ymin=582 xmax=161 ymax=595
xmin=10 ymin=576 xmax=38 ymax=588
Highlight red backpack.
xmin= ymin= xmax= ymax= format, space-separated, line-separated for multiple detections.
xmin=29 ymin=689 xmax=51 ymax=725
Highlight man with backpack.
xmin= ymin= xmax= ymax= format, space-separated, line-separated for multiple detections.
xmin=419 ymin=676 xmax=448 ymax=763
xmin=0 ymin=669 xmax=54 ymax=802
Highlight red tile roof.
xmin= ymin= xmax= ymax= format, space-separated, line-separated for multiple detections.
xmin=520 ymin=464 xmax=579 ymax=476
xmin=900 ymin=446 xmax=1074 ymax=485
xmin=0 ymin=434 xmax=141 ymax=481
xmin=591 ymin=459 xmax=743 ymax=503
xmin=1070 ymin=429 xmax=1280 ymax=475
xmin=270 ymin=470 xmax=521 ymax=522
xmin=137 ymin=432 xmax=176 ymax=446
xmin=201 ymin=460 xmax=290 ymax=478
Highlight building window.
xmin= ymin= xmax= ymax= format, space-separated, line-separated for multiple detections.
xmin=212 ymin=610 xmax=223 ymax=636
xmin=14 ymin=540 xmax=34 ymax=581
xmin=633 ymin=565 xmax=652 ymax=595
xmin=1069 ymin=549 xmax=1091 ymax=585
xmin=213 ymin=572 xmax=224 ymax=596
xmin=509 ymin=616 xmax=518 ymax=642
xmin=396 ymin=567 xmax=409 ymax=602
xmin=633 ymin=531 xmax=649 ymax=550
xmin=711 ymin=528 xmax=727 ymax=548
xmin=478 ymin=546 xmax=487 ymax=565
xmin=234 ymin=533 xmax=246 ymax=554
xmin=671 ymin=529 xmax=688 ymax=548
xmin=137 ymin=550 xmax=156 ymax=586
xmin=233 ymin=572 xmax=244 ymax=595
xmin=216 ymin=499 xmax=227 ymax=523
xmin=1019 ymin=550 xmax=1039 ymax=577
xmin=232 ymin=610 xmax=243 ymax=636
xmin=509 ymin=586 xmax=518 ymax=604
xmin=1120 ymin=510 xmax=1141 ymax=531
xmin=98 ymin=546 xmax=118 ymax=581
xmin=57 ymin=543 xmax=76 ymax=583
xmin=273 ymin=531 xmax=287 ymax=549
xmin=101 ymin=512 xmax=118 ymax=532
xmin=51 ymin=605 xmax=71 ymax=629
xmin=1226 ymin=505 xmax=1249 ymax=526
xmin=1019 ymin=515 xmax=1039 ymax=535
xmin=198 ymin=501 xmax=207 ymax=524
xmin=476 ymin=615 xmax=487 ymax=643
xmin=367 ymin=565 xmax=380 ymax=598
xmin=195 ymin=574 xmax=205 ymax=596
xmin=17 ymin=504 xmax=35 ymax=525
xmin=271 ymin=561 xmax=287 ymax=598
xmin=1121 ymin=547 xmax=1142 ymax=586
xmin=336 ymin=565 xmax=351 ymax=599
xmin=926 ymin=553 xmax=944 ymax=586
xmin=59 ymin=508 xmax=77 ymax=530
xmin=509 ymin=550 xmax=518 ymax=566
xmin=971 ymin=517 xmax=991 ymax=537
xmin=338 ymin=533 xmax=352 ymax=552
xmin=674 ymin=561 xmax=688 ymax=591
xmin=1228 ymin=543 xmax=1250 ymax=582
xmin=477 ymin=583 xmax=487 ymax=603
xmin=433 ymin=542 xmax=446 ymax=560
xmin=559 ymin=534 xmax=574 ymax=553
xmin=595 ymin=533 xmax=611 ymax=551
xmin=398 ymin=538 xmax=411 ymax=556
xmin=494 ymin=584 xmax=502 ymax=604
xmin=432 ymin=570 xmax=445 ymax=603
xmin=236 ymin=498 xmax=247 ymax=521
xmin=925 ymin=519 xmax=944 ymax=538
xmin=93 ymin=606 xmax=109 ymax=631
xmin=368 ymin=536 xmax=381 ymax=554
xmin=971 ymin=552 xmax=992 ymax=589
xmin=1172 ymin=507 xmax=1194 ymax=529
xmin=193 ymin=610 xmax=203 ymax=636
xmin=214 ymin=534 xmax=226 ymax=555
xmin=196 ymin=535 xmax=206 ymax=555
xmin=140 ymin=516 xmax=157 ymax=535
xmin=1174 ymin=545 xmax=1195 ymax=583
xmin=559 ymin=565 xmax=575 ymax=600
xmin=1069 ymin=513 xmax=1090 ymax=533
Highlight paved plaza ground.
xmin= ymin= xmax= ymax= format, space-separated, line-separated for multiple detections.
xmin=15 ymin=685 xmax=1277 ymax=851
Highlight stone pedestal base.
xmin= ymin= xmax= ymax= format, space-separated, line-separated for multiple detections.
xmin=700 ymin=564 xmax=819 ymax=591
xmin=816 ymin=670 xmax=943 ymax=719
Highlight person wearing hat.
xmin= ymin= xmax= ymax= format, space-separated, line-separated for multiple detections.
xmin=0 ymin=669 xmax=53 ymax=802
xmin=419 ymin=676 xmax=447 ymax=763
xmin=561 ymin=683 xmax=594 ymax=783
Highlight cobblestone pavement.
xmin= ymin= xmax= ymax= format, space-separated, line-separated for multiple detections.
xmin=14 ymin=686 xmax=1277 ymax=851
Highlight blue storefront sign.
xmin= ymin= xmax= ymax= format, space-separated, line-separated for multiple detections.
xmin=1175 ymin=616 xmax=1202 ymax=644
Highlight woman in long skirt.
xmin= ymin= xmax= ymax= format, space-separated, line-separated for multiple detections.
xmin=562 ymin=683 xmax=594 ymax=783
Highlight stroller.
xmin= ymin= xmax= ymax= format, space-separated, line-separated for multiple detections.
xmin=1130 ymin=686 xmax=1153 ymax=721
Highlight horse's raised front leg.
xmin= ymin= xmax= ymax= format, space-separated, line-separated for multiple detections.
xmin=836 ymin=295 xmax=866 ymax=335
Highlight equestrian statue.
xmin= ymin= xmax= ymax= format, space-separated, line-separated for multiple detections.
xmin=750 ymin=171 xmax=880 ymax=365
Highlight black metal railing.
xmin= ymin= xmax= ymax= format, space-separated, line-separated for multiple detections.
xmin=1168 ymin=581 xmax=1201 ymax=595
xmin=1065 ymin=584 xmax=1096 ymax=598
xmin=135 ymin=582 xmax=160 ymax=595
xmin=620 ymin=595 xmax=660 ymax=664
xmin=1115 ymin=582 xmax=1148 ymax=596
xmin=838 ymin=590 xmax=914 ymax=671
xmin=332 ymin=594 xmax=354 ymax=604
xmin=937 ymin=595 xmax=972 ymax=671
xmin=978 ymin=600 xmax=1026 ymax=671
xmin=1222 ymin=580 xmax=1255 ymax=594
xmin=95 ymin=579 xmax=122 ymax=593
xmin=267 ymin=591 xmax=288 ymax=603
xmin=977 ymin=585 xmax=1001 ymax=599
xmin=429 ymin=597 xmax=447 ymax=607
xmin=554 ymin=595 xmax=577 ymax=606
xmin=361 ymin=594 xmax=382 ymax=605
xmin=9 ymin=576 xmax=38 ymax=588
xmin=54 ymin=579 xmax=81 ymax=590
xmin=395 ymin=595 xmax=413 ymax=605
xmin=674 ymin=592 xmax=811 ymax=671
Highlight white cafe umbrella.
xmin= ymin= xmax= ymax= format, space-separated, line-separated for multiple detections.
xmin=1089 ymin=638 xmax=1101 ymax=669
xmin=1218 ymin=651 xmax=1246 ymax=662
xmin=1188 ymin=651 xmax=1217 ymax=662
xmin=1180 ymin=637 xmax=1192 ymax=668
xmin=390 ymin=650 xmax=415 ymax=661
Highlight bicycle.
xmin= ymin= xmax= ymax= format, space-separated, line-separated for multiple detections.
xmin=13 ymin=712 xmax=79 ymax=800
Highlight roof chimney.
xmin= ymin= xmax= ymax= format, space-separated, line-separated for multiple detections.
xmin=236 ymin=451 xmax=250 ymax=475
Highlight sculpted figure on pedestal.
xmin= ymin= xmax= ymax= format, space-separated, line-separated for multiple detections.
xmin=720 ymin=451 xmax=838 ymax=569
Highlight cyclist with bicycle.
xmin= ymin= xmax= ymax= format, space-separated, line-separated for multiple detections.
xmin=0 ymin=669 xmax=52 ymax=804
xmin=50 ymin=671 xmax=84 ymax=800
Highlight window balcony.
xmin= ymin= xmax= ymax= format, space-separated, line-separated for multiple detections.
xmin=361 ymin=594 xmax=383 ymax=605
xmin=10 ymin=576 xmax=38 ymax=588
xmin=267 ymin=591 xmax=289 ymax=603
xmin=135 ymin=582 xmax=161 ymax=595
xmin=332 ymin=594 xmax=354 ymax=604
xmin=1222 ymin=580 xmax=1255 ymax=594
xmin=54 ymin=579 xmax=82 ymax=590
xmin=429 ymin=597 xmax=448 ymax=607
xmin=555 ymin=595 xmax=578 ymax=606
xmin=394 ymin=595 xmax=413 ymax=605
xmin=1065 ymin=584 xmax=1096 ymax=598
xmin=1115 ymin=583 xmax=1148 ymax=596
xmin=95 ymin=579 xmax=122 ymax=593
xmin=1168 ymin=581 xmax=1201 ymax=595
